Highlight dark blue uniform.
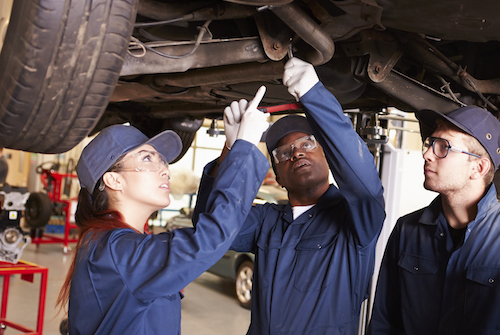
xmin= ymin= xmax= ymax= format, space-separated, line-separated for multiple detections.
xmin=68 ymin=140 xmax=269 ymax=335
xmin=196 ymin=83 xmax=386 ymax=334
xmin=370 ymin=184 xmax=500 ymax=335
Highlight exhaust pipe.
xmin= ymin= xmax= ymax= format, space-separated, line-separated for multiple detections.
xmin=271 ymin=2 xmax=334 ymax=65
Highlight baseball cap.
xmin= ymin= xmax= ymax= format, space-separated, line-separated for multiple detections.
xmin=418 ymin=106 xmax=500 ymax=169
xmin=265 ymin=114 xmax=313 ymax=156
xmin=76 ymin=124 xmax=182 ymax=192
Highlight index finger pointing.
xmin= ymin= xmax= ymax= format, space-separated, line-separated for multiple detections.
xmin=247 ymin=86 xmax=266 ymax=110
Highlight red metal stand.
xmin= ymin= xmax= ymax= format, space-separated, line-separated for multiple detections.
xmin=0 ymin=260 xmax=48 ymax=335
xmin=32 ymin=170 xmax=79 ymax=253
xmin=31 ymin=199 xmax=78 ymax=253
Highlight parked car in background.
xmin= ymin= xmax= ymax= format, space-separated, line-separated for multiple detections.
xmin=166 ymin=184 xmax=287 ymax=308
xmin=207 ymin=250 xmax=255 ymax=309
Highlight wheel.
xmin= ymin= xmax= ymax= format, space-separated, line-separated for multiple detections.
xmin=59 ymin=317 xmax=68 ymax=335
xmin=235 ymin=260 xmax=254 ymax=309
xmin=171 ymin=130 xmax=197 ymax=164
xmin=0 ymin=0 xmax=138 ymax=153
xmin=25 ymin=192 xmax=52 ymax=228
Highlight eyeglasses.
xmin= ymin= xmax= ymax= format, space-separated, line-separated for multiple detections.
xmin=272 ymin=135 xmax=317 ymax=164
xmin=112 ymin=150 xmax=169 ymax=173
xmin=422 ymin=137 xmax=481 ymax=159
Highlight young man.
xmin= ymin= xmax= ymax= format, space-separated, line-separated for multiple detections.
xmin=369 ymin=105 xmax=500 ymax=335
xmin=194 ymin=58 xmax=385 ymax=334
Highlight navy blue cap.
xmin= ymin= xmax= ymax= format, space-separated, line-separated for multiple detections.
xmin=418 ymin=106 xmax=500 ymax=169
xmin=265 ymin=115 xmax=313 ymax=156
xmin=76 ymin=125 xmax=182 ymax=192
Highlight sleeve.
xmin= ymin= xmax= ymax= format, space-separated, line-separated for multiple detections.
xmin=229 ymin=203 xmax=271 ymax=253
xmin=191 ymin=160 xmax=217 ymax=226
xmin=368 ymin=221 xmax=404 ymax=335
xmin=300 ymin=82 xmax=385 ymax=247
xmin=192 ymin=143 xmax=271 ymax=253
xmin=102 ymin=140 xmax=270 ymax=302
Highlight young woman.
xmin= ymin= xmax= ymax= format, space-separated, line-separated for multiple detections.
xmin=57 ymin=88 xmax=270 ymax=334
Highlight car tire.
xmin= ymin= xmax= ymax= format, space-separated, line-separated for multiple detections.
xmin=0 ymin=0 xmax=137 ymax=153
xmin=235 ymin=260 xmax=253 ymax=310
xmin=25 ymin=192 xmax=52 ymax=228
xmin=171 ymin=130 xmax=196 ymax=164
xmin=59 ymin=317 xmax=69 ymax=335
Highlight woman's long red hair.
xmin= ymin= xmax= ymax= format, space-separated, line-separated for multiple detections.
xmin=56 ymin=187 xmax=135 ymax=313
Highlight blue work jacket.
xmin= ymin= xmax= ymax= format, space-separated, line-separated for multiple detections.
xmin=370 ymin=184 xmax=500 ymax=335
xmin=195 ymin=83 xmax=386 ymax=334
xmin=68 ymin=140 xmax=269 ymax=335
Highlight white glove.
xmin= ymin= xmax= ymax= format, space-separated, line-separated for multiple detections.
xmin=236 ymin=86 xmax=269 ymax=146
xmin=223 ymin=99 xmax=247 ymax=149
xmin=283 ymin=57 xmax=319 ymax=101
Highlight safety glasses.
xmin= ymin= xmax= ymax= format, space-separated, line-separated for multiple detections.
xmin=111 ymin=150 xmax=169 ymax=173
xmin=422 ymin=137 xmax=481 ymax=159
xmin=272 ymin=135 xmax=317 ymax=164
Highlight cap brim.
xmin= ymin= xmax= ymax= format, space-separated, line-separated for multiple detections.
xmin=417 ymin=109 xmax=474 ymax=140
xmin=145 ymin=130 xmax=183 ymax=163
xmin=265 ymin=115 xmax=313 ymax=155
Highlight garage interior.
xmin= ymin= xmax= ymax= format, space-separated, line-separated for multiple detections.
xmin=0 ymin=112 xmax=443 ymax=335
xmin=2 ymin=0 xmax=500 ymax=334
xmin=0 ymin=120 xmax=256 ymax=335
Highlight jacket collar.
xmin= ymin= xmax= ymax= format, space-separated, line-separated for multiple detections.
xmin=281 ymin=184 xmax=343 ymax=224
xmin=317 ymin=184 xmax=343 ymax=209
xmin=419 ymin=183 xmax=499 ymax=228
xmin=419 ymin=195 xmax=442 ymax=226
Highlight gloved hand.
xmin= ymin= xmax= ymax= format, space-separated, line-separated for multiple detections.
xmin=283 ymin=57 xmax=319 ymax=101
xmin=236 ymin=86 xmax=269 ymax=147
xmin=223 ymin=98 xmax=248 ymax=149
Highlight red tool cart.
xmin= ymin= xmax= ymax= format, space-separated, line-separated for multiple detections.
xmin=28 ymin=162 xmax=78 ymax=254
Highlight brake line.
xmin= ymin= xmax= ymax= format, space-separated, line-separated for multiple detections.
xmin=128 ymin=20 xmax=212 ymax=59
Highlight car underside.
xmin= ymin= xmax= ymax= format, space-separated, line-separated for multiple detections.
xmin=1 ymin=0 xmax=499 ymax=161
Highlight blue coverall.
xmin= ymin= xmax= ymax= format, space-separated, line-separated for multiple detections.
xmin=195 ymin=82 xmax=386 ymax=334
xmin=370 ymin=184 xmax=500 ymax=335
xmin=68 ymin=140 xmax=269 ymax=335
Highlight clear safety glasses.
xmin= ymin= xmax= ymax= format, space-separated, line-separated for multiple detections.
xmin=272 ymin=135 xmax=317 ymax=164
xmin=112 ymin=150 xmax=169 ymax=173
xmin=422 ymin=136 xmax=481 ymax=159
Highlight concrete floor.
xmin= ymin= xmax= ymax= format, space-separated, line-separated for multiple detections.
xmin=1 ymin=241 xmax=251 ymax=335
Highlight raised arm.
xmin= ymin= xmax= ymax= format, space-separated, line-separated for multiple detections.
xmin=193 ymin=86 xmax=269 ymax=222
xmin=109 ymin=99 xmax=270 ymax=300
xmin=283 ymin=57 xmax=385 ymax=246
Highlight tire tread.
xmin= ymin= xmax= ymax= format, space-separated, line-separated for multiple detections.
xmin=0 ymin=0 xmax=138 ymax=153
